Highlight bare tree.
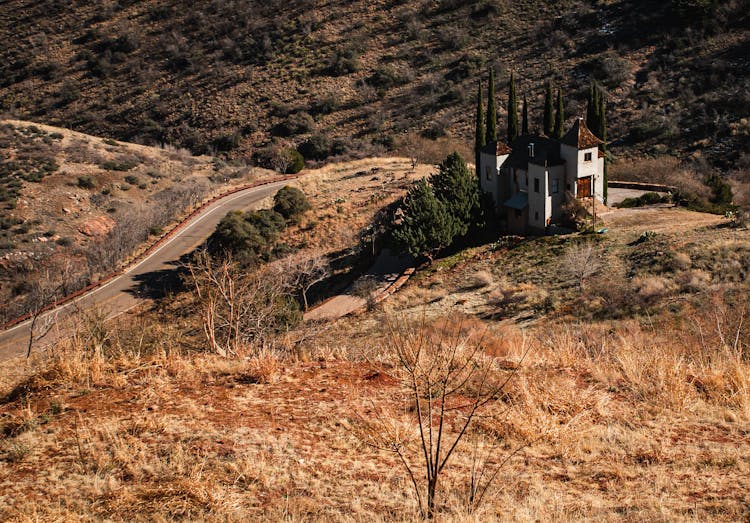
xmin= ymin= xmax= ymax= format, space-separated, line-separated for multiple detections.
xmin=271 ymin=146 xmax=292 ymax=175
xmin=274 ymin=252 xmax=330 ymax=311
xmin=186 ymin=251 xmax=300 ymax=356
xmin=560 ymin=241 xmax=602 ymax=289
xmin=25 ymin=272 xmax=62 ymax=358
xmin=358 ymin=317 xmax=530 ymax=519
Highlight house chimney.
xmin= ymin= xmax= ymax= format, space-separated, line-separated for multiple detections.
xmin=528 ymin=143 xmax=535 ymax=158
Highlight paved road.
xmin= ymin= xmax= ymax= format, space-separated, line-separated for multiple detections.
xmin=0 ymin=180 xmax=290 ymax=362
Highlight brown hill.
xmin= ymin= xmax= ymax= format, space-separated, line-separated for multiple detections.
xmin=0 ymin=119 xmax=268 ymax=323
xmin=1 ymin=0 xmax=749 ymax=169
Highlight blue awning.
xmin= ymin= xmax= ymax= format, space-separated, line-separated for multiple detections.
xmin=503 ymin=192 xmax=528 ymax=210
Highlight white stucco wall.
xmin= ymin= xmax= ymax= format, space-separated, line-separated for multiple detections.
xmin=528 ymin=163 xmax=549 ymax=231
xmin=479 ymin=152 xmax=509 ymax=208
xmin=560 ymin=144 xmax=604 ymax=200
xmin=547 ymin=164 xmax=567 ymax=220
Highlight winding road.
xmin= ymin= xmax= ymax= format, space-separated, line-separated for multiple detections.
xmin=0 ymin=179 xmax=291 ymax=362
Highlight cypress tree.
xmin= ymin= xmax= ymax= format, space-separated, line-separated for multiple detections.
xmin=597 ymin=90 xmax=606 ymax=140
xmin=486 ymin=68 xmax=497 ymax=143
xmin=599 ymin=93 xmax=608 ymax=204
xmin=586 ymin=80 xmax=598 ymax=132
xmin=522 ymin=94 xmax=529 ymax=135
xmin=507 ymin=72 xmax=519 ymax=143
xmin=553 ymin=88 xmax=564 ymax=139
xmin=475 ymin=80 xmax=485 ymax=180
xmin=543 ymin=81 xmax=554 ymax=136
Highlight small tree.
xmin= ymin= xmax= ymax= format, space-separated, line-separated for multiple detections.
xmin=187 ymin=252 xmax=301 ymax=356
xmin=273 ymin=148 xmax=304 ymax=174
xmin=507 ymin=72 xmax=519 ymax=143
xmin=279 ymin=252 xmax=330 ymax=311
xmin=359 ymin=317 xmax=529 ymax=519
xmin=521 ymin=94 xmax=529 ymax=135
xmin=561 ymin=242 xmax=602 ymax=289
xmin=273 ymin=186 xmax=311 ymax=223
xmin=553 ymin=88 xmax=564 ymax=139
xmin=25 ymin=272 xmax=62 ymax=358
xmin=486 ymin=67 xmax=497 ymax=143
xmin=393 ymin=179 xmax=456 ymax=261
xmin=543 ymin=81 xmax=554 ymax=136
xmin=586 ymin=80 xmax=600 ymax=134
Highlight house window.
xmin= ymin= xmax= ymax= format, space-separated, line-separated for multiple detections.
xmin=515 ymin=210 xmax=522 ymax=218
xmin=584 ymin=152 xmax=593 ymax=162
xmin=534 ymin=178 xmax=540 ymax=193
xmin=551 ymin=179 xmax=559 ymax=194
xmin=485 ymin=166 xmax=491 ymax=181
xmin=535 ymin=211 xmax=539 ymax=221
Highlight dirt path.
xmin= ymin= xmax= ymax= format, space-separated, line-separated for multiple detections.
xmin=303 ymin=249 xmax=413 ymax=322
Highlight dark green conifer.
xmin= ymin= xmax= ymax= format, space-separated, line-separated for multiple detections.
xmin=475 ymin=80 xmax=485 ymax=179
xmin=586 ymin=80 xmax=599 ymax=132
xmin=392 ymin=179 xmax=456 ymax=261
xmin=543 ymin=81 xmax=554 ymax=136
xmin=486 ymin=68 xmax=497 ymax=143
xmin=508 ymin=72 xmax=519 ymax=143
xmin=522 ymin=94 xmax=529 ymax=135
xmin=553 ymin=88 xmax=564 ymax=139
xmin=599 ymin=93 xmax=608 ymax=204
xmin=430 ymin=152 xmax=480 ymax=237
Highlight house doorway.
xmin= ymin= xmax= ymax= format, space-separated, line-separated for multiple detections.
xmin=577 ymin=177 xmax=592 ymax=198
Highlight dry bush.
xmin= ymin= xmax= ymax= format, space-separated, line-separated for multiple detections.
xmin=609 ymin=156 xmax=705 ymax=195
xmin=670 ymin=251 xmax=692 ymax=271
xmin=532 ymin=297 xmax=750 ymax=415
xmin=464 ymin=270 xmax=493 ymax=290
xmin=560 ymin=241 xmax=602 ymax=289
xmin=186 ymin=252 xmax=302 ymax=357
xmin=675 ymin=269 xmax=711 ymax=292
xmin=634 ymin=276 xmax=675 ymax=301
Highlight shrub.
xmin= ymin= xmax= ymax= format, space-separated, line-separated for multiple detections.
xmin=77 ymin=175 xmax=96 ymax=189
xmin=271 ymin=112 xmax=315 ymax=137
xmin=285 ymin=150 xmax=305 ymax=174
xmin=617 ymin=192 xmax=671 ymax=208
xmin=273 ymin=186 xmax=311 ymax=222
xmin=587 ymin=52 xmax=630 ymax=88
xmin=209 ymin=209 xmax=286 ymax=262
xmin=297 ymin=134 xmax=346 ymax=161
xmin=124 ymin=174 xmax=139 ymax=185
xmin=101 ymin=160 xmax=138 ymax=171
xmin=326 ymin=46 xmax=361 ymax=76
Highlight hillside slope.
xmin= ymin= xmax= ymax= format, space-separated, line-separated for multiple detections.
xmin=1 ymin=197 xmax=748 ymax=521
xmin=1 ymin=0 xmax=749 ymax=169
xmin=0 ymin=120 xmax=265 ymax=323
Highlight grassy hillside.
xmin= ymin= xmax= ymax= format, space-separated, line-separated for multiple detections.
xmin=1 ymin=0 xmax=749 ymax=170
xmin=1 ymin=189 xmax=748 ymax=521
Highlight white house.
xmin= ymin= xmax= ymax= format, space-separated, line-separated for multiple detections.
xmin=479 ymin=118 xmax=605 ymax=234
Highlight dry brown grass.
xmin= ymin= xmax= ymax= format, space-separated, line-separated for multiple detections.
xmin=1 ymin=296 xmax=747 ymax=521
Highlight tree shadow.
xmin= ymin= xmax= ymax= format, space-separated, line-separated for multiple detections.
xmin=125 ymin=253 xmax=193 ymax=300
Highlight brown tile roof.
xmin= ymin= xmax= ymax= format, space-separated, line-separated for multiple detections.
xmin=481 ymin=140 xmax=513 ymax=156
xmin=561 ymin=118 xmax=603 ymax=149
